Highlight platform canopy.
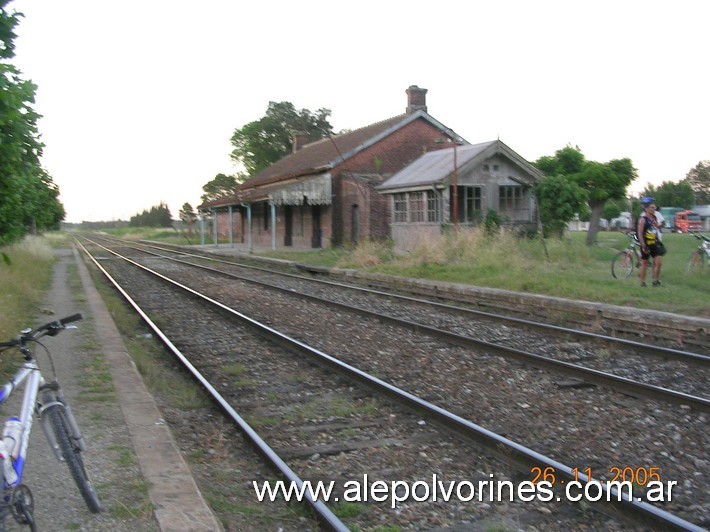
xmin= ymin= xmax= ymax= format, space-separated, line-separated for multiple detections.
xmin=269 ymin=174 xmax=332 ymax=206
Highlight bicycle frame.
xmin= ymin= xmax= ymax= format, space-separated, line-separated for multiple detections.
xmin=0 ymin=314 xmax=101 ymax=527
xmin=0 ymin=351 xmax=89 ymax=490
xmin=611 ymin=232 xmax=656 ymax=279
xmin=0 ymin=360 xmax=45 ymax=488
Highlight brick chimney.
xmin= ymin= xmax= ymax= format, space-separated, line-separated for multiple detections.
xmin=406 ymin=85 xmax=428 ymax=114
xmin=292 ymin=132 xmax=310 ymax=153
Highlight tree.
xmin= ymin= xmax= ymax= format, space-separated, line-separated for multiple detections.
xmin=534 ymin=174 xmax=588 ymax=238
xmin=22 ymin=169 xmax=65 ymax=232
xmin=230 ymin=101 xmax=335 ymax=176
xmin=0 ymin=2 xmax=64 ymax=244
xmin=200 ymin=173 xmax=238 ymax=205
xmin=0 ymin=0 xmax=19 ymax=59
xmin=685 ymin=161 xmax=710 ymax=204
xmin=535 ymin=145 xmax=636 ymax=245
xmin=129 ymin=202 xmax=172 ymax=228
xmin=642 ymin=181 xmax=694 ymax=209
xmin=602 ymin=198 xmax=624 ymax=224
xmin=179 ymin=202 xmax=197 ymax=236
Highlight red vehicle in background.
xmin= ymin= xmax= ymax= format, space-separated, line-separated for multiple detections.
xmin=674 ymin=210 xmax=702 ymax=233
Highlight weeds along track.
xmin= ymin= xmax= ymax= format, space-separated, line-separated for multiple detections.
xmin=79 ymin=236 xmax=709 ymax=530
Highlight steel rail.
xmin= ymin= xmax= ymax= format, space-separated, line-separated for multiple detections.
xmin=80 ymin=238 xmax=705 ymax=532
xmin=105 ymin=236 xmax=710 ymax=367
xmin=76 ymin=240 xmax=349 ymax=532
xmin=93 ymin=238 xmax=709 ymax=413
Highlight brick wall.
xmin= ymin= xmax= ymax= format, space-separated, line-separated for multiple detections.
xmin=246 ymin=203 xmax=333 ymax=249
xmin=332 ymin=118 xmax=451 ymax=246
xmin=213 ymin=209 xmax=244 ymax=241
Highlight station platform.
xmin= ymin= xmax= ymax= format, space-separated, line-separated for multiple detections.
xmin=22 ymin=245 xmax=223 ymax=531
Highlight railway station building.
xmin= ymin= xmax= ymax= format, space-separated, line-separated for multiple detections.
xmin=199 ymin=86 xmax=465 ymax=250
xmin=199 ymin=86 xmax=542 ymax=252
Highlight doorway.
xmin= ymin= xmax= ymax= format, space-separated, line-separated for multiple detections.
xmin=284 ymin=206 xmax=293 ymax=246
xmin=311 ymin=205 xmax=322 ymax=248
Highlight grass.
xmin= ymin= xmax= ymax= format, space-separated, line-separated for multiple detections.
xmin=93 ymin=226 xmax=198 ymax=246
xmin=258 ymin=229 xmax=709 ymax=318
xmin=0 ymin=235 xmax=57 ymax=342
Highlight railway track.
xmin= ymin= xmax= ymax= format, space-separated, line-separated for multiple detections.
xmin=77 ymin=235 xmax=709 ymax=530
xmin=92 ymin=236 xmax=710 ymax=404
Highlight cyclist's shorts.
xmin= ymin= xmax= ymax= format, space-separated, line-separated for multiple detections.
xmin=641 ymin=243 xmax=667 ymax=260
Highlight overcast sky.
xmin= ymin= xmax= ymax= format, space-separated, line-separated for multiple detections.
xmin=10 ymin=0 xmax=710 ymax=223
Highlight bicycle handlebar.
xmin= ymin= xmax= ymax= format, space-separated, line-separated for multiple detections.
xmin=624 ymin=231 xmax=640 ymax=243
xmin=38 ymin=313 xmax=84 ymax=334
xmin=0 ymin=313 xmax=84 ymax=348
xmin=690 ymin=233 xmax=710 ymax=243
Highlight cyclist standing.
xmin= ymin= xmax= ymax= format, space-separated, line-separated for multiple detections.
xmin=637 ymin=197 xmax=666 ymax=287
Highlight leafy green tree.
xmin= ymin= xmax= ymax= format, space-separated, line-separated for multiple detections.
xmin=0 ymin=0 xmax=19 ymax=59
xmin=230 ymin=101 xmax=334 ymax=176
xmin=534 ymin=174 xmax=588 ymax=238
xmin=129 ymin=202 xmax=172 ymax=228
xmin=0 ymin=2 xmax=64 ymax=244
xmin=630 ymin=197 xmax=643 ymax=222
xmin=643 ymin=181 xmax=694 ymax=209
xmin=685 ymin=161 xmax=710 ymax=204
xmin=22 ymin=169 xmax=65 ymax=231
xmin=179 ymin=202 xmax=197 ymax=236
xmin=602 ymin=198 xmax=624 ymax=224
xmin=535 ymin=145 xmax=636 ymax=245
xmin=200 ymin=173 xmax=238 ymax=205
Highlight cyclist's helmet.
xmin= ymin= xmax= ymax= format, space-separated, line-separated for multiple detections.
xmin=641 ymin=196 xmax=654 ymax=206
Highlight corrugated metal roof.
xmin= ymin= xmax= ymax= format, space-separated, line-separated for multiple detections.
xmin=378 ymin=140 xmax=498 ymax=190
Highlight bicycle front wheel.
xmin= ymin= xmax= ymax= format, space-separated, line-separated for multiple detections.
xmin=611 ymin=250 xmax=634 ymax=279
xmin=42 ymin=396 xmax=102 ymax=513
xmin=687 ymin=249 xmax=706 ymax=272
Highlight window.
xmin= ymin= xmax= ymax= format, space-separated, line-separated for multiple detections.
xmin=393 ymin=193 xmax=407 ymax=222
xmin=463 ymin=187 xmax=482 ymax=222
xmin=393 ymin=191 xmax=446 ymax=223
xmin=263 ymin=202 xmax=269 ymax=230
xmin=427 ymin=193 xmax=440 ymax=222
xmin=409 ymin=192 xmax=425 ymax=222
xmin=499 ymin=185 xmax=524 ymax=214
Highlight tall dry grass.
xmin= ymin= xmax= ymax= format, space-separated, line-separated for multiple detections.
xmin=335 ymin=239 xmax=395 ymax=268
xmin=343 ymin=228 xmax=579 ymax=270
xmin=0 ymin=236 xmax=56 ymax=340
xmin=336 ymin=227 xmax=602 ymax=297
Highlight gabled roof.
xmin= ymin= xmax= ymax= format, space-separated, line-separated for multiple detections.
xmin=201 ymin=110 xmax=462 ymax=209
xmin=377 ymin=139 xmax=544 ymax=192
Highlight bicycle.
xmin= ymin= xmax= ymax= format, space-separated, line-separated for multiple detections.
xmin=0 ymin=314 xmax=101 ymax=530
xmin=687 ymin=232 xmax=710 ymax=271
xmin=610 ymin=231 xmax=654 ymax=279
